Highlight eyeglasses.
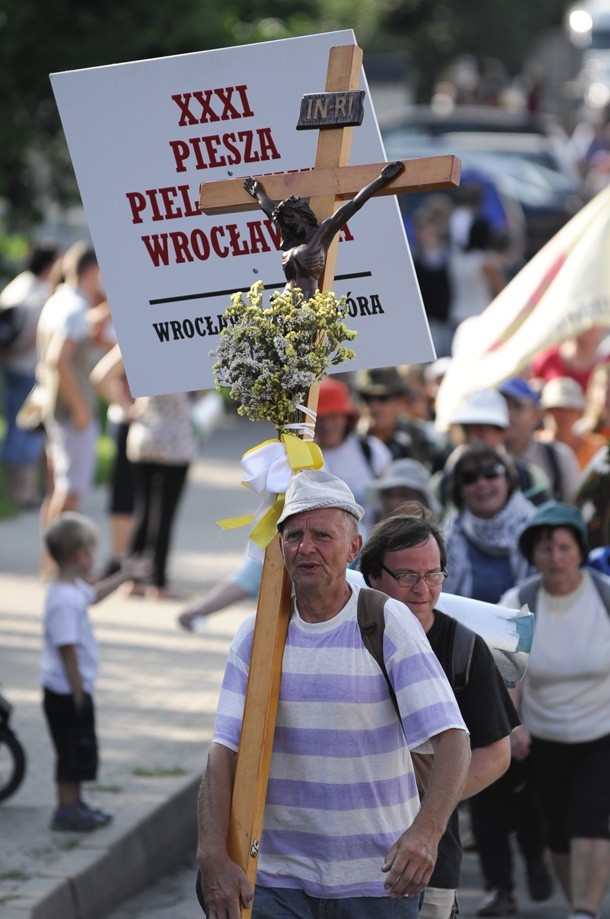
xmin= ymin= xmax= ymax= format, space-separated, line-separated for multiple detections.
xmin=360 ymin=392 xmax=394 ymax=403
xmin=381 ymin=564 xmax=447 ymax=587
xmin=459 ymin=463 xmax=506 ymax=487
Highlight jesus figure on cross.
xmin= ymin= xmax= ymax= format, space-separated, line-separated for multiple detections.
xmin=243 ymin=160 xmax=404 ymax=300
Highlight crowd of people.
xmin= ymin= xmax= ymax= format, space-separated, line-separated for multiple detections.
xmin=192 ymin=466 xmax=610 ymax=919
xmin=1 ymin=234 xmax=610 ymax=919
xmin=179 ymin=353 xmax=610 ymax=918
xmin=0 ymin=239 xmax=204 ymax=595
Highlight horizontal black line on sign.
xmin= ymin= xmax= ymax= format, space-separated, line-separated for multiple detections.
xmin=148 ymin=272 xmax=373 ymax=305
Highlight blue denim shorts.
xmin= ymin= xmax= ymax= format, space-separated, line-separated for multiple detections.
xmin=251 ymin=886 xmax=422 ymax=917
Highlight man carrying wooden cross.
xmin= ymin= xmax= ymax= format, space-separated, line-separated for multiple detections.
xmin=196 ymin=469 xmax=470 ymax=918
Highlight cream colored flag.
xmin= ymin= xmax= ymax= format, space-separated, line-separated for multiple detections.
xmin=436 ymin=185 xmax=610 ymax=430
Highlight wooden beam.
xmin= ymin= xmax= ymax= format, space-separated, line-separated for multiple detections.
xmin=227 ymin=535 xmax=292 ymax=883
xmin=199 ymin=154 xmax=462 ymax=215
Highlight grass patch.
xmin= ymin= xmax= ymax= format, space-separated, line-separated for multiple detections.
xmin=0 ymin=468 xmax=20 ymax=519
xmin=132 ymin=766 xmax=188 ymax=778
xmin=30 ymin=847 xmax=54 ymax=858
xmin=0 ymin=870 xmax=29 ymax=881
xmin=58 ymin=838 xmax=81 ymax=851
xmin=95 ymin=432 xmax=115 ymax=486
xmin=90 ymin=783 xmax=123 ymax=794
xmin=0 ymin=415 xmax=19 ymax=519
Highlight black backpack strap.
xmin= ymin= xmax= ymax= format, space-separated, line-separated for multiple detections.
xmin=357 ymin=587 xmax=402 ymax=724
xmin=542 ymin=442 xmax=563 ymax=501
xmin=451 ymin=620 xmax=476 ymax=696
xmin=357 ymin=435 xmax=375 ymax=473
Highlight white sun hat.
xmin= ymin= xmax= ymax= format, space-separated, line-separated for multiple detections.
xmin=277 ymin=469 xmax=364 ymax=527
xmin=449 ymin=389 xmax=510 ymax=429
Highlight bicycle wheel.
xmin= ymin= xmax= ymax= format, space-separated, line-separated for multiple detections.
xmin=0 ymin=727 xmax=26 ymax=802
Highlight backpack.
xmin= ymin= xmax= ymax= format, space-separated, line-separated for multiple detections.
xmin=517 ymin=568 xmax=610 ymax=617
xmin=357 ymin=587 xmax=476 ymax=717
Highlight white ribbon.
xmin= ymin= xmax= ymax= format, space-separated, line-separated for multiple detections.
xmin=234 ymin=432 xmax=324 ymax=561
xmin=282 ymin=403 xmax=317 ymax=439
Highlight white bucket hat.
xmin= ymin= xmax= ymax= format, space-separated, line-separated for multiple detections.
xmin=449 ymin=389 xmax=509 ymax=429
xmin=277 ymin=469 xmax=364 ymax=527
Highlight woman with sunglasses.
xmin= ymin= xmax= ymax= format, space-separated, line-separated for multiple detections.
xmin=443 ymin=444 xmax=536 ymax=605
xmin=443 ymin=444 xmax=553 ymax=917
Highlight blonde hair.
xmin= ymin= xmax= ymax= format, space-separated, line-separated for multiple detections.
xmin=578 ymin=364 xmax=610 ymax=434
xmin=44 ymin=512 xmax=98 ymax=565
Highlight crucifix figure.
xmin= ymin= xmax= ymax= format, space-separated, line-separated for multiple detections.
xmin=243 ymin=161 xmax=404 ymax=299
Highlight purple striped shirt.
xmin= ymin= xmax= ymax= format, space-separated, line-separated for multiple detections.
xmin=213 ymin=584 xmax=467 ymax=898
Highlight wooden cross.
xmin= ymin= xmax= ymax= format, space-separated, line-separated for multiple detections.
xmin=199 ymin=43 xmax=460 ymax=917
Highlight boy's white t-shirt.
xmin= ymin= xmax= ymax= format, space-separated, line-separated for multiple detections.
xmin=40 ymin=579 xmax=98 ymax=694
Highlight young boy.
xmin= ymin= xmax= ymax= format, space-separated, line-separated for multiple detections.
xmin=41 ymin=511 xmax=152 ymax=832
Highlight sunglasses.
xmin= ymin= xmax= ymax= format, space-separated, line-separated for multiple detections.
xmin=460 ymin=463 xmax=506 ymax=487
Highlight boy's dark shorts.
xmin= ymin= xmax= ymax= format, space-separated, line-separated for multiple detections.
xmin=43 ymin=688 xmax=99 ymax=783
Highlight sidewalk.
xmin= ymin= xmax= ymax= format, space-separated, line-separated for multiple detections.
xmin=0 ymin=412 xmax=264 ymax=919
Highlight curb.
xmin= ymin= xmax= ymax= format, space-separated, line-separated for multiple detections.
xmin=11 ymin=774 xmax=200 ymax=919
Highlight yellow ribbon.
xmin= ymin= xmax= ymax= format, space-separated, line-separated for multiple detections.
xmin=249 ymin=497 xmax=285 ymax=549
xmin=217 ymin=434 xmax=324 ymax=553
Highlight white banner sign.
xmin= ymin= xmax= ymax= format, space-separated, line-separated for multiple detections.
xmin=51 ymin=30 xmax=435 ymax=397
xmin=436 ymin=184 xmax=610 ymax=430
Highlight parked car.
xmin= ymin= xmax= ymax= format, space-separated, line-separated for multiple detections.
xmin=380 ymin=105 xmax=586 ymax=259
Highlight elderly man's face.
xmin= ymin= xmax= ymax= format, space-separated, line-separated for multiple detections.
xmin=280 ymin=507 xmax=361 ymax=595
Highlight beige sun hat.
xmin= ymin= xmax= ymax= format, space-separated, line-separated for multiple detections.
xmin=365 ymin=458 xmax=443 ymax=516
xmin=277 ymin=469 xmax=364 ymax=527
xmin=540 ymin=376 xmax=585 ymax=411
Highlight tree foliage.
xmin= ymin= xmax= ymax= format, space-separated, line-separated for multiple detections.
xmin=376 ymin=0 xmax=568 ymax=101
xmin=0 ymin=0 xmax=570 ymax=232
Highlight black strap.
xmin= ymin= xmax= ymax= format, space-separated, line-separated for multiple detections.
xmin=357 ymin=435 xmax=376 ymax=473
xmin=541 ymin=441 xmax=563 ymax=501
xmin=451 ymin=620 xmax=475 ymax=696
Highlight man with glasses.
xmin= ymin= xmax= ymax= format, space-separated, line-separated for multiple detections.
xmin=360 ymin=513 xmax=518 ymax=919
